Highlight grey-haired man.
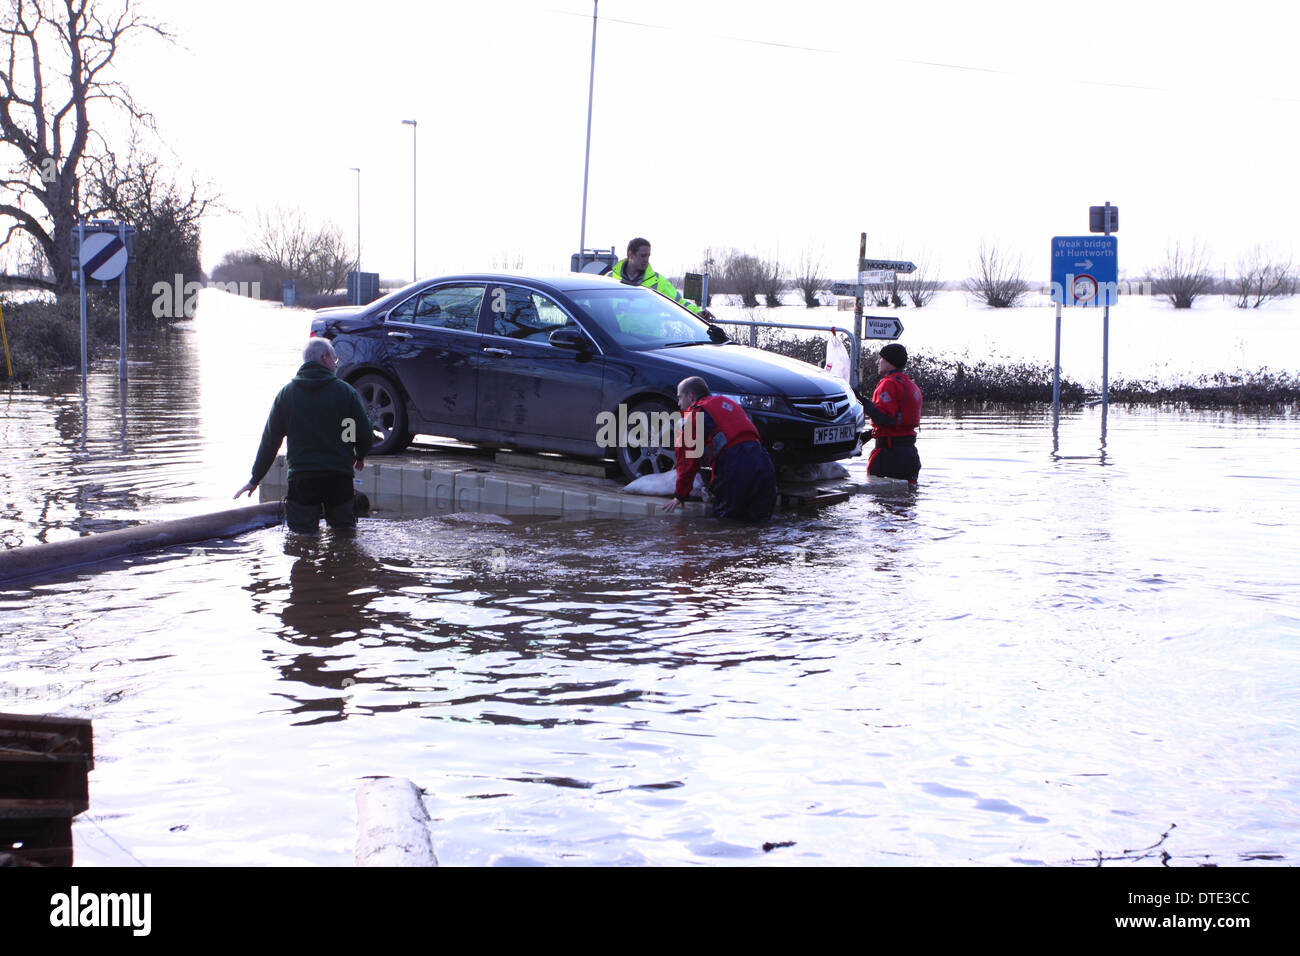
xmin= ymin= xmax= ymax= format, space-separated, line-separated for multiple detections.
xmin=235 ymin=338 xmax=372 ymax=532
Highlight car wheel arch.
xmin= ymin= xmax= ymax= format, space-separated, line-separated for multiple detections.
xmin=345 ymin=365 xmax=407 ymax=398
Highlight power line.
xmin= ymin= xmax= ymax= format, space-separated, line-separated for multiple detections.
xmin=549 ymin=6 xmax=1300 ymax=105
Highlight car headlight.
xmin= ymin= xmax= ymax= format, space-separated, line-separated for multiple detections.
xmin=716 ymin=393 xmax=787 ymax=414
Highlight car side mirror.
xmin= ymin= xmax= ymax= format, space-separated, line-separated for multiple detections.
xmin=549 ymin=327 xmax=588 ymax=351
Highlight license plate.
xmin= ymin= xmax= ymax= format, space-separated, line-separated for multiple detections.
xmin=813 ymin=423 xmax=857 ymax=445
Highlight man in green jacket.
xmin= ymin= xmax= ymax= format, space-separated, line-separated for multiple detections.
xmin=611 ymin=237 xmax=714 ymax=319
xmin=235 ymin=337 xmax=373 ymax=533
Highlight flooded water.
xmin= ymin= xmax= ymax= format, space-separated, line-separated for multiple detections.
xmin=1 ymin=291 xmax=1298 ymax=866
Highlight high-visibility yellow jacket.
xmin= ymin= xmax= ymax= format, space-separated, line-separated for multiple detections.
xmin=611 ymin=259 xmax=703 ymax=315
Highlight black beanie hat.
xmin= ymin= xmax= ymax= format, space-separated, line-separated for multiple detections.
xmin=879 ymin=343 xmax=908 ymax=369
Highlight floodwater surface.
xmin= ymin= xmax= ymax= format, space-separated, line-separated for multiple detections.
xmin=1 ymin=292 xmax=1297 ymax=866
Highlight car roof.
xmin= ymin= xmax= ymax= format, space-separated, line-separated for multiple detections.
xmin=415 ymin=273 xmax=628 ymax=295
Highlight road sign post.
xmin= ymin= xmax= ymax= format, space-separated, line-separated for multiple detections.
xmin=1049 ymin=203 xmax=1119 ymax=430
xmin=118 ymin=222 xmax=127 ymax=382
xmin=74 ymin=220 xmax=134 ymax=397
xmin=1099 ymin=202 xmax=1116 ymax=415
xmin=78 ymin=222 xmax=86 ymax=397
xmin=853 ymin=233 xmax=865 ymax=388
xmin=842 ymin=234 xmax=917 ymax=388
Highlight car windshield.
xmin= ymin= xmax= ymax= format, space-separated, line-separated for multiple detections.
xmin=568 ymin=287 xmax=715 ymax=350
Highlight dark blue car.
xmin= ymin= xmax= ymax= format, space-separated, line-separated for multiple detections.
xmin=309 ymin=273 xmax=864 ymax=480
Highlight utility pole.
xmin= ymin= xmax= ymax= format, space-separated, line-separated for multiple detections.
xmin=350 ymin=167 xmax=361 ymax=303
xmin=578 ymin=1 xmax=599 ymax=264
xmin=401 ymin=119 xmax=418 ymax=281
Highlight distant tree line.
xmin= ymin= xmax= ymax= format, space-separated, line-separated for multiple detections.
xmin=960 ymin=239 xmax=1298 ymax=310
xmin=211 ymin=207 xmax=355 ymax=307
xmin=678 ymin=240 xmax=1297 ymax=314
xmin=686 ymin=246 xmax=941 ymax=310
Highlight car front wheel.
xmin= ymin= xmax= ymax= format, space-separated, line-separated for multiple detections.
xmin=354 ymin=374 xmax=413 ymax=454
xmin=613 ymin=398 xmax=677 ymax=481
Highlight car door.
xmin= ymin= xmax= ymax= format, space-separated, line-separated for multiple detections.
xmin=383 ymin=283 xmax=486 ymax=431
xmin=475 ymin=283 xmax=605 ymax=448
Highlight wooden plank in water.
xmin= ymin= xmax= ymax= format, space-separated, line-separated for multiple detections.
xmin=0 ymin=713 xmax=93 ymax=866
xmin=0 ymin=814 xmax=73 ymax=866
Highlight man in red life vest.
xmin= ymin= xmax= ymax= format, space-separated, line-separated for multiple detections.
xmin=861 ymin=343 xmax=922 ymax=486
xmin=664 ymin=376 xmax=777 ymax=522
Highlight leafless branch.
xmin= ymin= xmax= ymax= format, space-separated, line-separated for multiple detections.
xmin=1231 ymin=244 xmax=1293 ymax=309
xmin=902 ymin=251 xmax=942 ymax=307
xmin=791 ymin=248 xmax=824 ymax=307
xmin=964 ymin=241 xmax=1028 ymax=308
xmin=1151 ymin=240 xmax=1214 ymax=309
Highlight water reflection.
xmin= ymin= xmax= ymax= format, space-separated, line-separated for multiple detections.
xmin=1 ymin=313 xmax=288 ymax=546
xmin=1051 ymin=399 xmax=1109 ymax=464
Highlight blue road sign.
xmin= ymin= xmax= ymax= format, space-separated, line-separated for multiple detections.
xmin=1051 ymin=235 xmax=1118 ymax=307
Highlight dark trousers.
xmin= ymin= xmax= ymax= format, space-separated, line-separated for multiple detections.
xmin=867 ymin=437 xmax=921 ymax=481
xmin=712 ymin=441 xmax=777 ymax=523
xmin=285 ymin=472 xmax=356 ymax=533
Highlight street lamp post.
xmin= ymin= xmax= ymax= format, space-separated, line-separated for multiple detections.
xmin=578 ymin=0 xmax=598 ymax=265
xmin=349 ymin=166 xmax=361 ymax=304
xmin=401 ymin=119 xmax=418 ymax=282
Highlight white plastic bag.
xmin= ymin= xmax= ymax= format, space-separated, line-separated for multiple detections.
xmin=824 ymin=330 xmax=851 ymax=383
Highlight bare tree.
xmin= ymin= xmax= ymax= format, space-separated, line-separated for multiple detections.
xmin=760 ymin=255 xmax=785 ymax=307
xmin=869 ymin=245 xmax=907 ymax=307
xmin=902 ymin=252 xmax=943 ymax=307
xmin=791 ymin=248 xmax=825 ymax=307
xmin=304 ymin=223 xmax=352 ymax=295
xmin=1151 ymin=240 xmax=1214 ymax=309
xmin=211 ymin=249 xmax=282 ymax=298
xmin=1 ymin=0 xmax=169 ymax=291
xmin=721 ymin=251 xmax=763 ymax=308
xmin=251 ymin=207 xmax=355 ymax=296
xmin=1231 ymin=244 xmax=1294 ymax=309
xmin=91 ymin=142 xmax=215 ymax=314
xmin=964 ymin=241 xmax=1029 ymax=308
xmin=253 ymin=206 xmax=317 ymax=281
xmin=868 ymin=272 xmax=903 ymax=308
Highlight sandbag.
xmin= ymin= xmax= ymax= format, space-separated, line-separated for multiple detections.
xmin=623 ymin=471 xmax=707 ymax=498
xmin=779 ymin=461 xmax=851 ymax=482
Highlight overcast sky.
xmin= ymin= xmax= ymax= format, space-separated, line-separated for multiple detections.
xmin=111 ymin=0 xmax=1300 ymax=283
